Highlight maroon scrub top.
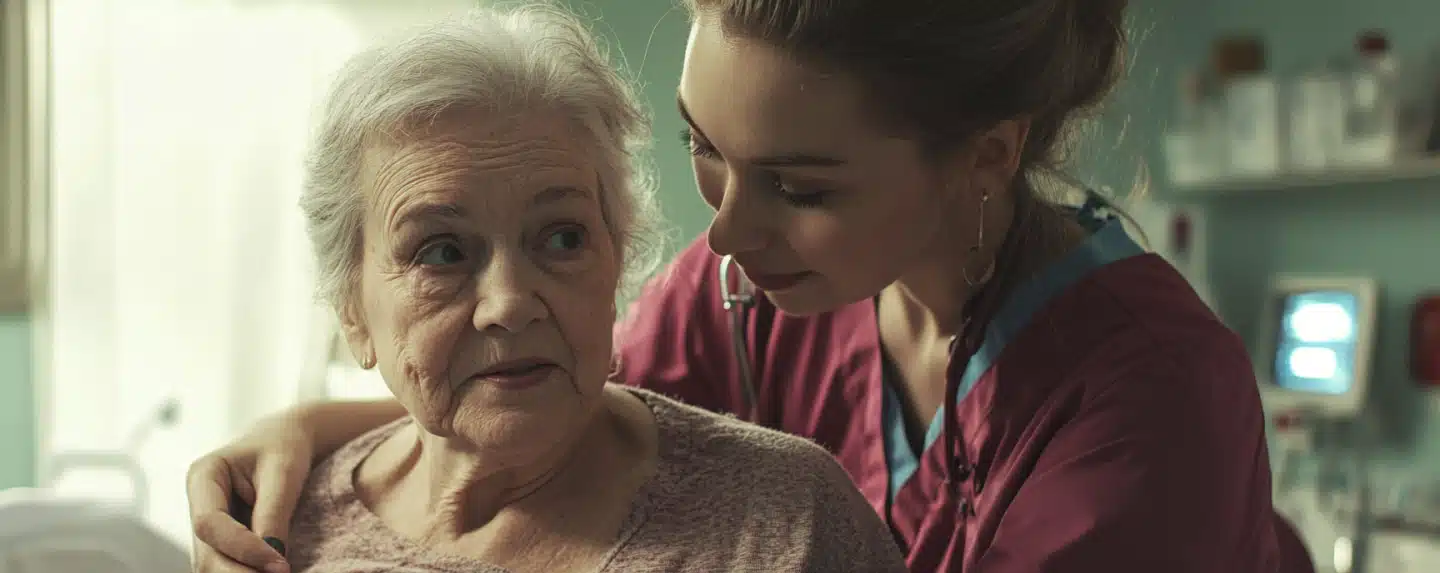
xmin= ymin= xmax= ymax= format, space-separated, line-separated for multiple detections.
xmin=613 ymin=209 xmax=1287 ymax=572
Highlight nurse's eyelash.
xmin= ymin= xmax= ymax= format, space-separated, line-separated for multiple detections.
xmin=768 ymin=174 xmax=829 ymax=208
xmin=782 ymin=192 xmax=827 ymax=208
xmin=680 ymin=130 xmax=718 ymax=159
xmin=681 ymin=129 xmax=829 ymax=208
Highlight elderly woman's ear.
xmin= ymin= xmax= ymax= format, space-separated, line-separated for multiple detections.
xmin=339 ymin=301 xmax=376 ymax=370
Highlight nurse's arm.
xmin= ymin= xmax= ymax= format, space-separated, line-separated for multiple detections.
xmin=295 ymin=399 xmax=409 ymax=457
xmin=972 ymin=339 xmax=1278 ymax=572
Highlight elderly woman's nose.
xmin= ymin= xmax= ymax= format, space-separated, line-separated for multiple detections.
xmin=705 ymin=181 xmax=768 ymax=258
xmin=470 ymin=256 xmax=549 ymax=333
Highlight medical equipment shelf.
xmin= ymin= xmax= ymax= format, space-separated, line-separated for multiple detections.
xmin=1171 ymin=155 xmax=1440 ymax=195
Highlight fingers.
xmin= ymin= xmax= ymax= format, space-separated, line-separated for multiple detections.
xmin=187 ymin=456 xmax=236 ymax=531
xmin=192 ymin=537 xmax=290 ymax=573
xmin=188 ymin=456 xmax=288 ymax=572
xmin=192 ymin=512 xmax=288 ymax=571
xmin=247 ymin=451 xmax=308 ymax=543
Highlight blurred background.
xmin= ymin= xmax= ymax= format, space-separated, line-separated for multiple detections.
xmin=1 ymin=0 xmax=1438 ymax=571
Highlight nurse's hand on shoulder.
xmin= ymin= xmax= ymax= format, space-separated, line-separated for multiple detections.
xmin=187 ymin=399 xmax=407 ymax=571
xmin=186 ymin=410 xmax=313 ymax=573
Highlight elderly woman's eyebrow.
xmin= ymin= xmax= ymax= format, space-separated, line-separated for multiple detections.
xmin=531 ymin=185 xmax=591 ymax=207
xmin=390 ymin=186 xmax=590 ymax=229
xmin=392 ymin=203 xmax=464 ymax=230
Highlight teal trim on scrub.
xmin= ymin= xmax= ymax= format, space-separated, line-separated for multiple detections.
xmin=882 ymin=208 xmax=1147 ymax=501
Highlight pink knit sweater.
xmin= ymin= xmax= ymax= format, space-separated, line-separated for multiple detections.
xmin=286 ymin=387 xmax=906 ymax=572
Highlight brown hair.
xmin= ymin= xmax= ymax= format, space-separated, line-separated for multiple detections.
xmin=681 ymin=0 xmax=1128 ymax=186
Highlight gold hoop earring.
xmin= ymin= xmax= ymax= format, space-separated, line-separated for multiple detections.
xmin=963 ymin=192 xmax=996 ymax=287
xmin=361 ymin=351 xmax=376 ymax=369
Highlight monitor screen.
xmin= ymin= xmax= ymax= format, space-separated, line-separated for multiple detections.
xmin=1272 ymin=290 xmax=1360 ymax=395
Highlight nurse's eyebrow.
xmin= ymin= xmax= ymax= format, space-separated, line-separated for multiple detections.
xmin=677 ymin=93 xmax=848 ymax=168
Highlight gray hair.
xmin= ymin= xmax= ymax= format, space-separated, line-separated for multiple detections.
xmin=301 ymin=3 xmax=664 ymax=307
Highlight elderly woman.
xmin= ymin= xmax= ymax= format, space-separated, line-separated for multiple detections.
xmin=253 ymin=5 xmax=906 ymax=573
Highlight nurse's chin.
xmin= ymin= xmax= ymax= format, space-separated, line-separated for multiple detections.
xmin=761 ymin=281 xmax=848 ymax=317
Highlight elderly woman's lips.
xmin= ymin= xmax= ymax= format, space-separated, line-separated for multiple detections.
xmin=473 ymin=362 xmax=559 ymax=391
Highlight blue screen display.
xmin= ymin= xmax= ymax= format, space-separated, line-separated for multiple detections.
xmin=1272 ymin=290 xmax=1359 ymax=395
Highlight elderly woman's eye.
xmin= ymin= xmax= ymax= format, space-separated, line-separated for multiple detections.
xmin=541 ymin=225 xmax=587 ymax=254
xmin=417 ymin=241 xmax=466 ymax=266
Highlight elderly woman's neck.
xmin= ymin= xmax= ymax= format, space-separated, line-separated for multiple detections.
xmin=357 ymin=385 xmax=657 ymax=543
xmin=413 ymin=428 xmax=583 ymax=534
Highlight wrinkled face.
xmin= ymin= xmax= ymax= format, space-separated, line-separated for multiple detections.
xmin=678 ymin=15 xmax=984 ymax=315
xmin=340 ymin=111 xmax=619 ymax=459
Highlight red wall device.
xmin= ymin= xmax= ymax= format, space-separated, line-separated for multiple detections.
xmin=1413 ymin=293 xmax=1440 ymax=386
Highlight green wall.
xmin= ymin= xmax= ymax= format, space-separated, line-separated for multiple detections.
xmin=1074 ymin=1 xmax=1212 ymax=195
xmin=0 ymin=314 xmax=34 ymax=489
xmin=568 ymin=0 xmax=715 ymax=253
xmin=1173 ymin=0 xmax=1440 ymax=468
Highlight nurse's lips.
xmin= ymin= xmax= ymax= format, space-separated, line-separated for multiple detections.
xmin=743 ymin=269 xmax=813 ymax=291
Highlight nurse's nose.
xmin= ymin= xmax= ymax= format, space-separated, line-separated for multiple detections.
xmin=471 ymin=251 xmax=548 ymax=334
xmin=705 ymin=178 xmax=769 ymax=257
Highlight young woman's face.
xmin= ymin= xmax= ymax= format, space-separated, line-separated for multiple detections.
xmin=678 ymin=16 xmax=990 ymax=315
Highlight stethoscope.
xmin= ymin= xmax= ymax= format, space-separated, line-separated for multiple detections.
xmin=718 ymin=254 xmax=761 ymax=422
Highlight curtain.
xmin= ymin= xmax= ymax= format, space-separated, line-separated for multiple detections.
xmin=45 ymin=0 xmax=474 ymax=545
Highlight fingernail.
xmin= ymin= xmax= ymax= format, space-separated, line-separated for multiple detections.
xmin=264 ymin=562 xmax=290 ymax=573
xmin=262 ymin=536 xmax=287 ymax=557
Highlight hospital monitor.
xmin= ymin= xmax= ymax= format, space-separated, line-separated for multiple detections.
xmin=1255 ymin=275 xmax=1378 ymax=419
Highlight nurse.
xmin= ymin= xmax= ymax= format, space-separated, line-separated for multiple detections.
xmin=189 ymin=0 xmax=1296 ymax=571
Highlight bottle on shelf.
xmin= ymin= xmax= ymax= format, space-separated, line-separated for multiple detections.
xmin=1337 ymin=30 xmax=1400 ymax=167
xmin=1164 ymin=71 xmax=1228 ymax=184
xmin=1215 ymin=35 xmax=1282 ymax=176
xmin=1287 ymin=61 xmax=1347 ymax=171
